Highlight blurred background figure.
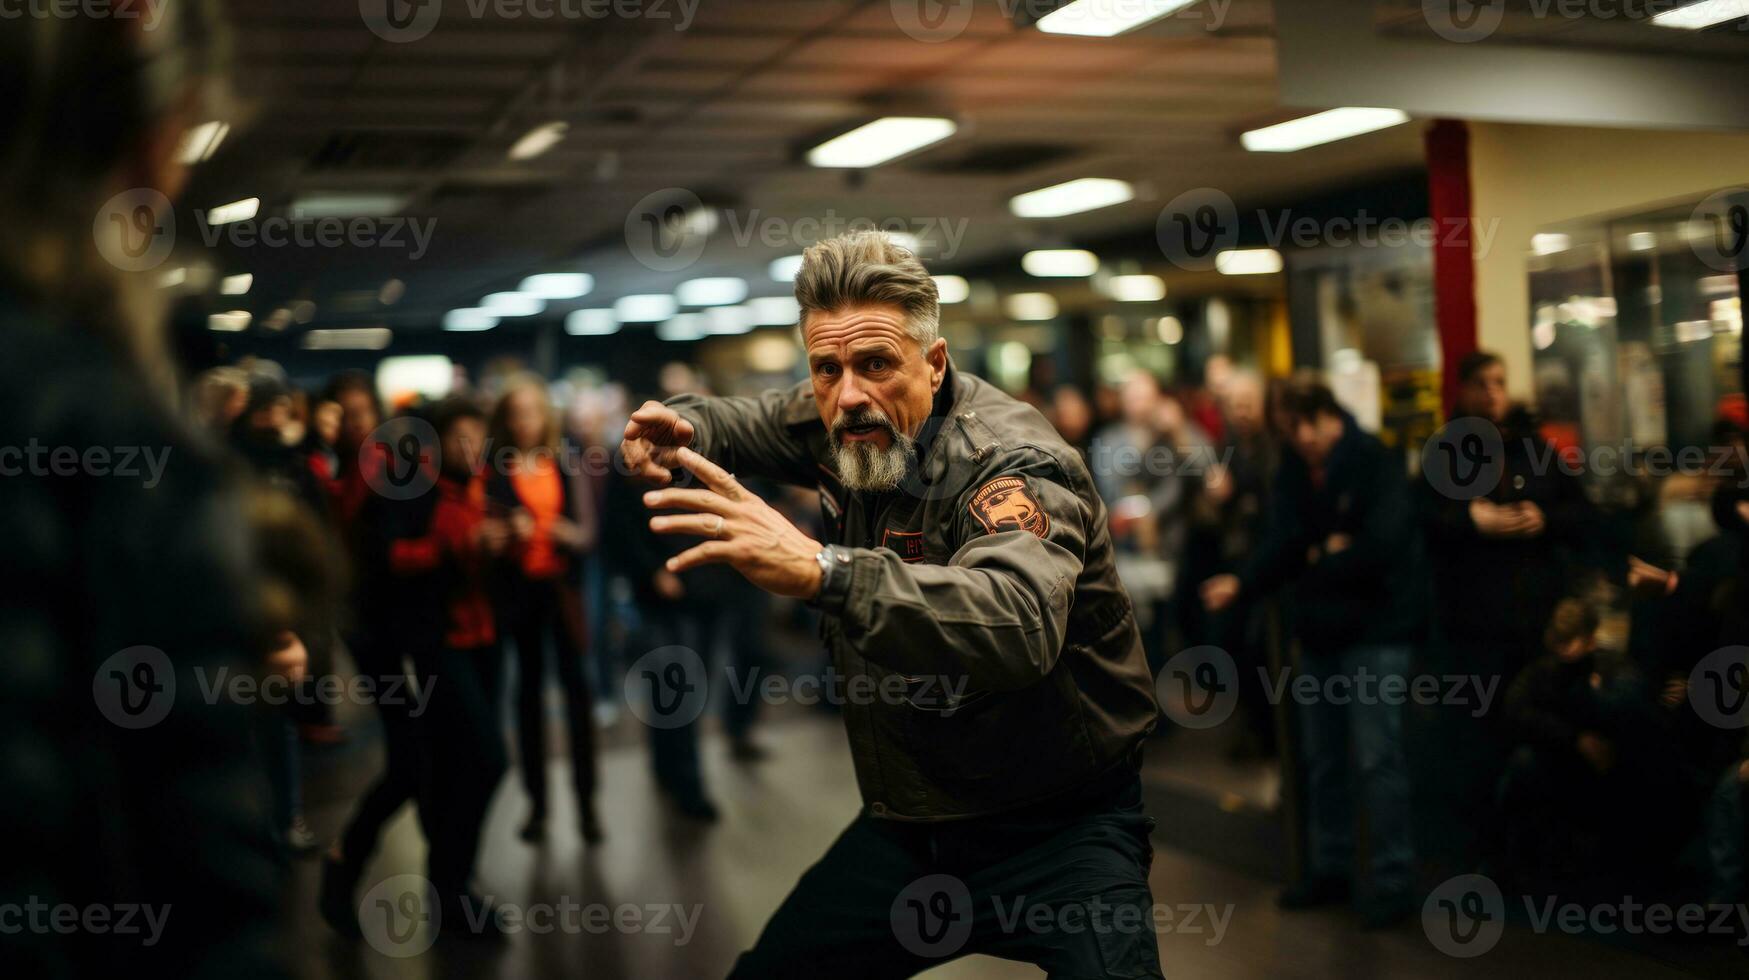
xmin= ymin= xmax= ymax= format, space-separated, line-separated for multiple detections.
xmin=487 ymin=373 xmax=604 ymax=844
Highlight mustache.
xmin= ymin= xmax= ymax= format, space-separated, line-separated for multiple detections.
xmin=831 ymin=408 xmax=899 ymax=440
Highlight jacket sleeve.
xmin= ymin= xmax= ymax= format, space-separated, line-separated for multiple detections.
xmin=1238 ymin=462 xmax=1305 ymax=597
xmin=666 ymin=383 xmax=821 ymax=488
xmin=821 ymin=453 xmax=1084 ymax=692
xmin=1313 ymin=457 xmax=1414 ymax=586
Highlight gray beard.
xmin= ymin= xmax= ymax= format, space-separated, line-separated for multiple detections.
xmin=831 ymin=430 xmax=915 ymax=492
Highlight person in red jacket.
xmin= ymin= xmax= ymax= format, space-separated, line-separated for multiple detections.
xmin=386 ymin=397 xmax=513 ymax=935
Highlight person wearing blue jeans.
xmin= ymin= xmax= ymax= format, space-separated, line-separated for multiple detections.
xmin=1296 ymin=643 xmax=1416 ymax=904
xmin=1203 ymin=374 xmax=1423 ymax=928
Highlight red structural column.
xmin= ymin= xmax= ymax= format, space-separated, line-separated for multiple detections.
xmin=1426 ymin=118 xmax=1477 ymax=417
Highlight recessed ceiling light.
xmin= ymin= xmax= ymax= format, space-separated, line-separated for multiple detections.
xmin=208 ymin=310 xmax=251 ymax=332
xmin=769 ymin=255 xmax=804 ymax=282
xmin=518 ymin=273 xmax=593 ymax=299
xmin=1009 ymin=178 xmax=1134 ymax=218
xmin=480 ymin=292 xmax=545 ymax=317
xmin=615 ymin=294 xmax=678 ymax=322
xmin=304 ymin=328 xmax=394 ymax=350
xmin=806 ymin=117 xmax=957 ymax=168
xmin=444 ymin=309 xmax=499 ymax=332
xmin=1035 ymin=0 xmax=1199 ymax=37
xmin=1005 ymin=293 xmax=1060 ymax=320
xmin=1651 ymin=0 xmax=1748 ymax=29
xmin=1156 ymin=316 xmax=1184 ymax=344
xmin=677 ymin=277 xmax=748 ymax=306
xmin=748 ymin=296 xmax=802 ymax=325
xmin=1022 ymin=249 xmax=1100 ymax=277
xmin=1626 ymin=231 xmax=1657 ymax=252
xmin=289 ymin=193 xmax=408 ymax=219
xmin=566 ymin=309 xmax=619 ymax=335
xmin=656 ymin=313 xmax=707 ymax=341
xmin=703 ymin=305 xmax=755 ymax=335
xmin=206 ymin=198 xmax=259 ymax=226
xmin=1107 ymin=274 xmax=1166 ymax=301
xmin=1240 ymin=108 xmax=1410 ymax=152
xmin=1531 ymin=233 xmax=1571 ymax=256
xmin=933 ymin=275 xmax=970 ymax=304
xmin=177 ymin=121 xmax=229 ymax=165
xmin=1214 ymin=248 xmax=1282 ymax=275
xmin=509 ymin=121 xmax=568 ymax=161
xmin=220 ymin=273 xmax=253 ymax=296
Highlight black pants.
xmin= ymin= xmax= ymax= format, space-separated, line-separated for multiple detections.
xmin=417 ymin=642 xmax=507 ymax=898
xmin=507 ymin=577 xmax=597 ymax=814
xmin=729 ymin=775 xmax=1165 ymax=980
xmin=337 ymin=628 xmax=433 ymax=869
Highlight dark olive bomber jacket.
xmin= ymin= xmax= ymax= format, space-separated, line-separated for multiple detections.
xmin=668 ymin=363 xmax=1157 ymax=821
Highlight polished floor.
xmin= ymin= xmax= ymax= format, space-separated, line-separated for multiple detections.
xmin=284 ymin=708 xmax=1732 ymax=979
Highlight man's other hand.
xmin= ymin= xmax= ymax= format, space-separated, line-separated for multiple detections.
xmin=622 ymin=400 xmax=696 ymax=486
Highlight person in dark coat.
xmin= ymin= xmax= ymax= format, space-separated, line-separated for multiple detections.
xmin=1202 ymin=375 xmax=1423 ymax=928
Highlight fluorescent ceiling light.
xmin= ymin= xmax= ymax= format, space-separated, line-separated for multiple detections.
xmin=444 ymin=308 xmax=499 ymax=332
xmin=206 ymin=198 xmax=259 ymax=226
xmin=748 ymin=296 xmax=801 ymax=325
xmin=933 ymin=275 xmax=970 ymax=304
xmin=208 ymin=310 xmax=251 ymax=332
xmin=1107 ymin=274 xmax=1166 ymax=301
xmin=677 ymin=277 xmax=748 ymax=306
xmin=1214 ymin=248 xmax=1282 ymax=275
xmin=1005 ymin=292 xmax=1059 ymax=320
xmin=615 ymin=294 xmax=678 ymax=322
xmin=1626 ymin=231 xmax=1657 ymax=252
xmin=509 ymin=121 xmax=569 ymax=161
xmin=220 ymin=273 xmax=253 ymax=296
xmin=480 ymin=292 xmax=544 ymax=317
xmin=159 ymin=267 xmax=187 ymax=289
xmin=1531 ymin=233 xmax=1571 ymax=256
xmin=375 ymin=355 xmax=451 ymax=397
xmin=1009 ymin=178 xmax=1134 ymax=218
xmin=1023 ymin=249 xmax=1100 ymax=277
xmin=1241 ymin=107 xmax=1410 ymax=152
xmin=303 ymin=328 xmax=393 ymax=351
xmin=806 ymin=117 xmax=957 ymax=168
xmin=177 ymin=121 xmax=229 ymax=165
xmin=1651 ymin=0 xmax=1749 ymax=29
xmin=656 ymin=314 xmax=707 ymax=341
xmin=769 ymin=255 xmax=804 ymax=282
xmin=1035 ymin=0 xmax=1198 ymax=37
xmin=703 ymin=305 xmax=755 ymax=335
xmin=518 ymin=273 xmax=593 ymax=299
xmin=566 ymin=309 xmax=619 ymax=336
xmin=289 ymin=193 xmax=408 ymax=219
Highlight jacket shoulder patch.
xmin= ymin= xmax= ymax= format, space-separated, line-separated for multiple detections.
xmin=968 ymin=475 xmax=1049 ymax=538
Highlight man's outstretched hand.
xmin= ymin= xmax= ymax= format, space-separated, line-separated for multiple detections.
xmin=622 ymin=400 xmax=696 ymax=486
xmin=644 ymin=447 xmax=824 ymax=600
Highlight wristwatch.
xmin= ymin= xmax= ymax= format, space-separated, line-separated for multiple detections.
xmin=809 ymin=544 xmax=854 ymax=615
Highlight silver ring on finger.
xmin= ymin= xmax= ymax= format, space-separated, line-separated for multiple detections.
xmin=710 ymin=515 xmax=726 ymax=538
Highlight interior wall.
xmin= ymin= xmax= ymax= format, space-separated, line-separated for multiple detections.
xmin=1467 ymin=122 xmax=1749 ymax=401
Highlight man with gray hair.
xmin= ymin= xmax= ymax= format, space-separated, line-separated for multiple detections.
xmin=622 ymin=232 xmax=1162 ymax=977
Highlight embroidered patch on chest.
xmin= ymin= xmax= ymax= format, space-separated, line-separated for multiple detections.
xmin=968 ymin=476 xmax=1050 ymax=538
xmin=881 ymin=528 xmax=926 ymax=562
